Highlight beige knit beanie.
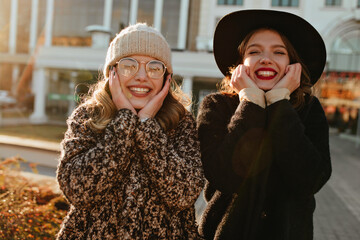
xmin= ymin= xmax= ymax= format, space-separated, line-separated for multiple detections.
xmin=103 ymin=23 xmax=172 ymax=78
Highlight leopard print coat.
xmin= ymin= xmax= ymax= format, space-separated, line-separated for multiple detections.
xmin=56 ymin=106 xmax=204 ymax=239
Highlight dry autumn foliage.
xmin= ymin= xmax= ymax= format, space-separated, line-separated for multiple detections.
xmin=0 ymin=156 xmax=69 ymax=239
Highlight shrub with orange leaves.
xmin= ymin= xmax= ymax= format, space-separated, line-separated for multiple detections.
xmin=0 ymin=156 xmax=69 ymax=239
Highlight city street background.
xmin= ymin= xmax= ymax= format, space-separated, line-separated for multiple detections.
xmin=193 ymin=131 xmax=360 ymax=240
xmin=313 ymin=132 xmax=360 ymax=240
xmin=1 ymin=130 xmax=359 ymax=240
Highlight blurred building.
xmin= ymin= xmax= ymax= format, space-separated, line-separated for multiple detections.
xmin=0 ymin=0 xmax=360 ymax=126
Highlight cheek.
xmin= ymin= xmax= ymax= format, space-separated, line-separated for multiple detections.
xmin=152 ymin=80 xmax=164 ymax=94
xmin=243 ymin=58 xmax=256 ymax=78
xmin=279 ymin=58 xmax=290 ymax=70
xmin=243 ymin=58 xmax=251 ymax=67
xmin=278 ymin=61 xmax=290 ymax=74
xmin=118 ymin=77 xmax=133 ymax=97
xmin=243 ymin=58 xmax=256 ymax=73
xmin=118 ymin=76 xmax=127 ymax=87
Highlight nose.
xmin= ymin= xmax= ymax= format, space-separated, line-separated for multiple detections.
xmin=134 ymin=65 xmax=147 ymax=81
xmin=259 ymin=53 xmax=272 ymax=65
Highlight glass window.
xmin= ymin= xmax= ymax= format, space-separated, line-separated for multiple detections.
xmin=0 ymin=64 xmax=12 ymax=91
xmin=37 ymin=0 xmax=47 ymax=46
xmin=112 ymin=0 xmax=183 ymax=49
xmin=53 ymin=0 xmax=105 ymax=46
xmin=317 ymin=29 xmax=360 ymax=139
xmin=217 ymin=0 xmax=243 ymax=5
xmin=0 ymin=0 xmax=47 ymax=53
xmin=272 ymin=0 xmax=299 ymax=7
xmin=0 ymin=0 xmax=11 ymax=53
xmin=328 ymin=29 xmax=360 ymax=72
xmin=161 ymin=0 xmax=181 ymax=48
xmin=137 ymin=0 xmax=155 ymax=25
xmin=16 ymin=0 xmax=32 ymax=53
xmin=136 ymin=0 xmax=182 ymax=49
xmin=111 ymin=0 xmax=130 ymax=33
xmin=325 ymin=0 xmax=342 ymax=6
xmin=46 ymin=69 xmax=99 ymax=120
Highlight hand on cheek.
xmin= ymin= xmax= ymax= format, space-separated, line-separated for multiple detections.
xmin=137 ymin=74 xmax=171 ymax=120
xmin=273 ymin=63 xmax=301 ymax=93
xmin=109 ymin=68 xmax=136 ymax=114
xmin=230 ymin=64 xmax=258 ymax=93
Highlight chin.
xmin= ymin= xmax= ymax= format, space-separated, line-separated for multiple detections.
xmin=257 ymin=84 xmax=273 ymax=91
xmin=130 ymin=100 xmax=147 ymax=110
xmin=256 ymin=80 xmax=278 ymax=91
xmin=259 ymin=86 xmax=273 ymax=91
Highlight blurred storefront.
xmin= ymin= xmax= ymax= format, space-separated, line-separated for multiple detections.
xmin=319 ymin=72 xmax=360 ymax=135
xmin=0 ymin=0 xmax=360 ymax=142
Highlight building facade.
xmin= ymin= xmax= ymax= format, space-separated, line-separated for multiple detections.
xmin=0 ymin=0 xmax=359 ymax=134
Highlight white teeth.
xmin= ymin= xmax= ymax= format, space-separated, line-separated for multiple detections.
xmin=257 ymin=71 xmax=276 ymax=77
xmin=129 ymin=87 xmax=150 ymax=93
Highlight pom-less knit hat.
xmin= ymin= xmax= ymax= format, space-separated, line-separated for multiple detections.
xmin=213 ymin=10 xmax=327 ymax=85
xmin=103 ymin=23 xmax=172 ymax=78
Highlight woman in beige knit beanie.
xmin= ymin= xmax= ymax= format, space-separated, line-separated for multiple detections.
xmin=57 ymin=23 xmax=204 ymax=239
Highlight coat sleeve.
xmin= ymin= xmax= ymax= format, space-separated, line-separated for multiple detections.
xmin=135 ymin=112 xmax=204 ymax=211
xmin=57 ymin=106 xmax=137 ymax=209
xmin=266 ymin=97 xmax=332 ymax=196
xmin=196 ymin=94 xmax=269 ymax=194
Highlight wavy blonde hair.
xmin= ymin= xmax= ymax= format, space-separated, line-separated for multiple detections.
xmin=80 ymin=73 xmax=190 ymax=133
xmin=219 ymin=28 xmax=313 ymax=109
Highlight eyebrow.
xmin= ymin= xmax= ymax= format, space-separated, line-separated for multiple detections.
xmin=246 ymin=43 xmax=287 ymax=49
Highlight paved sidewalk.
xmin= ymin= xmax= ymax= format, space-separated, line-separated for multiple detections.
xmin=195 ymin=133 xmax=360 ymax=240
xmin=313 ymin=133 xmax=360 ymax=240
xmin=0 ymin=134 xmax=60 ymax=168
xmin=5 ymin=132 xmax=359 ymax=239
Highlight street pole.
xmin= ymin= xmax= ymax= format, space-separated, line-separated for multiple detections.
xmin=355 ymin=108 xmax=360 ymax=148
xmin=356 ymin=109 xmax=360 ymax=148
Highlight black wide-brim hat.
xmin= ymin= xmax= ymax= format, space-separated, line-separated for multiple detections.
xmin=213 ymin=9 xmax=327 ymax=85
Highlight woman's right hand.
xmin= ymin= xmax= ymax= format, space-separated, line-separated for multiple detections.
xmin=109 ymin=68 xmax=136 ymax=114
xmin=230 ymin=64 xmax=258 ymax=93
xmin=272 ymin=63 xmax=301 ymax=94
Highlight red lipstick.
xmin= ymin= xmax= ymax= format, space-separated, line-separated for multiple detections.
xmin=255 ymin=68 xmax=277 ymax=80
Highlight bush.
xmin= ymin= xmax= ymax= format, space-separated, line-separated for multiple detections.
xmin=0 ymin=156 xmax=69 ymax=239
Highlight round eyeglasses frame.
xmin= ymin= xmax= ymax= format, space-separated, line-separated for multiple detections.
xmin=115 ymin=57 xmax=167 ymax=79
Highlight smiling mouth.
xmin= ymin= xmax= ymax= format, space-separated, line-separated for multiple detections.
xmin=256 ymin=70 xmax=277 ymax=80
xmin=129 ymin=87 xmax=150 ymax=94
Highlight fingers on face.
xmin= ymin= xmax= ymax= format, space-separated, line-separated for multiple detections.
xmin=231 ymin=65 xmax=240 ymax=83
xmin=239 ymin=64 xmax=250 ymax=76
xmin=296 ymin=64 xmax=301 ymax=87
xmin=108 ymin=67 xmax=114 ymax=91
xmin=287 ymin=64 xmax=301 ymax=89
xmin=296 ymin=63 xmax=302 ymax=76
xmin=287 ymin=63 xmax=301 ymax=74
xmin=290 ymin=63 xmax=302 ymax=81
xmin=109 ymin=66 xmax=122 ymax=93
xmin=161 ymin=76 xmax=171 ymax=96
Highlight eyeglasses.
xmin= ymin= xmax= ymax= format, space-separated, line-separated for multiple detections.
xmin=116 ymin=57 xmax=167 ymax=79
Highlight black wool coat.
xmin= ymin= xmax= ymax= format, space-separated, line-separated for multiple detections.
xmin=196 ymin=93 xmax=331 ymax=240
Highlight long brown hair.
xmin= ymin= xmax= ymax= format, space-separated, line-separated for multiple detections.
xmin=80 ymin=72 xmax=190 ymax=133
xmin=219 ymin=28 xmax=312 ymax=109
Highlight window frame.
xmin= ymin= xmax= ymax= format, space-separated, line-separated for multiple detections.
xmin=271 ymin=0 xmax=299 ymax=7
xmin=217 ymin=0 xmax=243 ymax=6
xmin=325 ymin=0 xmax=342 ymax=7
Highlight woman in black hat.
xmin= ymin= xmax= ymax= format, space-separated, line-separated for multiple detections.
xmin=197 ymin=10 xmax=331 ymax=240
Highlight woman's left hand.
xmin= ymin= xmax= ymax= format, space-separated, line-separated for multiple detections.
xmin=137 ymin=74 xmax=171 ymax=120
xmin=273 ymin=63 xmax=301 ymax=93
